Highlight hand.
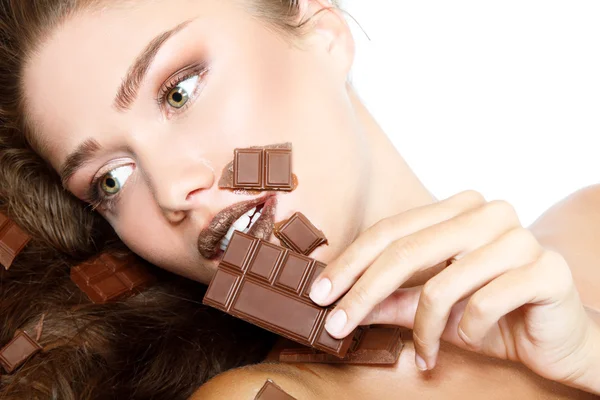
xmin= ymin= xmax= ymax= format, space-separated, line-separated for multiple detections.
xmin=309 ymin=190 xmax=600 ymax=388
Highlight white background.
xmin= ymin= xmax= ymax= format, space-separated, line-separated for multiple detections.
xmin=342 ymin=1 xmax=600 ymax=226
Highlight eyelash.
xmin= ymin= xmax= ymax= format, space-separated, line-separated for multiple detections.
xmin=87 ymin=164 xmax=134 ymax=213
xmin=87 ymin=175 xmax=118 ymax=213
xmin=156 ymin=63 xmax=209 ymax=117
xmin=86 ymin=63 xmax=209 ymax=212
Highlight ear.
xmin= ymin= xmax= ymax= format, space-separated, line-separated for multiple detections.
xmin=297 ymin=0 xmax=355 ymax=79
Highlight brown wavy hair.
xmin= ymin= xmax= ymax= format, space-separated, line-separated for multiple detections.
xmin=0 ymin=1 xmax=338 ymax=398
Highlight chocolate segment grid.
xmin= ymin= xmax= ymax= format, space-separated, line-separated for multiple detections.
xmin=274 ymin=212 xmax=327 ymax=255
xmin=0 ymin=212 xmax=32 ymax=270
xmin=0 ymin=331 xmax=42 ymax=373
xmin=279 ymin=326 xmax=405 ymax=365
xmin=232 ymin=148 xmax=293 ymax=191
xmin=71 ymin=253 xmax=155 ymax=304
xmin=203 ymin=231 xmax=356 ymax=357
xmin=254 ymin=379 xmax=297 ymax=400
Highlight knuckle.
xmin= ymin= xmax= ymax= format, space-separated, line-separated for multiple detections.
xmin=466 ymin=293 xmax=491 ymax=320
xmin=337 ymin=250 xmax=357 ymax=275
xmin=371 ymin=218 xmax=396 ymax=243
xmin=456 ymin=190 xmax=487 ymax=206
xmin=458 ymin=190 xmax=486 ymax=203
xmin=390 ymin=237 xmax=421 ymax=265
xmin=347 ymin=284 xmax=372 ymax=310
xmin=420 ymin=281 xmax=447 ymax=312
xmin=482 ymin=200 xmax=520 ymax=225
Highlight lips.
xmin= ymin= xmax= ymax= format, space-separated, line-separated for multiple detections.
xmin=197 ymin=194 xmax=276 ymax=260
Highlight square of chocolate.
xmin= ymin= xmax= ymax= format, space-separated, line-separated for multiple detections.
xmin=0 ymin=221 xmax=31 ymax=270
xmin=275 ymin=253 xmax=312 ymax=293
xmin=255 ymin=379 xmax=296 ymax=400
xmin=0 ymin=213 xmax=9 ymax=230
xmin=116 ymin=263 xmax=155 ymax=289
xmin=264 ymin=149 xmax=292 ymax=189
xmin=274 ymin=212 xmax=327 ymax=256
xmin=234 ymin=148 xmax=264 ymax=188
xmin=248 ymin=241 xmax=285 ymax=282
xmin=0 ymin=331 xmax=42 ymax=373
xmin=204 ymin=269 xmax=240 ymax=308
xmin=72 ymin=258 xmax=113 ymax=285
xmin=221 ymin=232 xmax=257 ymax=271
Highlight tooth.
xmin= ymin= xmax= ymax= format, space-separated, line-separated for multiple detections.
xmin=220 ymin=237 xmax=230 ymax=250
xmin=232 ymin=214 xmax=251 ymax=231
xmin=224 ymin=225 xmax=236 ymax=241
xmin=250 ymin=211 xmax=262 ymax=225
xmin=221 ymin=207 xmax=258 ymax=249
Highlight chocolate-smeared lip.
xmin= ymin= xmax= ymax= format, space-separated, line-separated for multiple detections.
xmin=197 ymin=194 xmax=275 ymax=260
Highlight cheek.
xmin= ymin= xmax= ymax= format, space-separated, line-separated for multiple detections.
xmin=104 ymin=185 xmax=204 ymax=281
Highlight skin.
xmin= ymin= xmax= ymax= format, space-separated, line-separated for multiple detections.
xmin=23 ymin=0 xmax=600 ymax=397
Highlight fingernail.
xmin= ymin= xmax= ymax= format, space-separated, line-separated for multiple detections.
xmin=415 ymin=354 xmax=428 ymax=371
xmin=325 ymin=309 xmax=347 ymax=336
xmin=309 ymin=278 xmax=331 ymax=304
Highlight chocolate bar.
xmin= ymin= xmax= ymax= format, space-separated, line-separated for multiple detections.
xmin=0 ymin=331 xmax=42 ymax=373
xmin=279 ymin=326 xmax=404 ymax=365
xmin=203 ymin=231 xmax=357 ymax=357
xmin=0 ymin=212 xmax=32 ymax=270
xmin=219 ymin=144 xmax=295 ymax=192
xmin=255 ymin=380 xmax=296 ymax=400
xmin=274 ymin=212 xmax=327 ymax=255
xmin=71 ymin=253 xmax=155 ymax=304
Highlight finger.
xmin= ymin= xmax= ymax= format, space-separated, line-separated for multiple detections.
xmin=360 ymin=286 xmax=423 ymax=327
xmin=324 ymin=199 xmax=522 ymax=339
xmin=458 ymin=251 xmax=575 ymax=357
xmin=309 ymin=190 xmax=487 ymax=306
xmin=412 ymin=227 xmax=543 ymax=370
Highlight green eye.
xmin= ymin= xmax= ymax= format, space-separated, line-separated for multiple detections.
xmin=166 ymin=75 xmax=199 ymax=109
xmin=99 ymin=165 xmax=133 ymax=196
xmin=167 ymin=87 xmax=189 ymax=108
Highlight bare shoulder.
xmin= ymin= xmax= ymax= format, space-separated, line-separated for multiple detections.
xmin=189 ymin=362 xmax=331 ymax=400
xmin=529 ymin=184 xmax=600 ymax=309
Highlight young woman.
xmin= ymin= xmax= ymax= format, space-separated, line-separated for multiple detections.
xmin=0 ymin=0 xmax=598 ymax=398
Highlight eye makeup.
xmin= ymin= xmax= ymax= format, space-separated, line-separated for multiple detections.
xmin=156 ymin=62 xmax=209 ymax=119
xmin=87 ymin=163 xmax=135 ymax=212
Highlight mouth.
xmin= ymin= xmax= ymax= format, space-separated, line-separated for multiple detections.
xmin=197 ymin=194 xmax=277 ymax=260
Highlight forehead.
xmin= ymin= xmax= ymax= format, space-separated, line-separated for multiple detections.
xmin=22 ymin=0 xmax=246 ymax=168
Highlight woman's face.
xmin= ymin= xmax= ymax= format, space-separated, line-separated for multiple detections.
xmin=24 ymin=0 xmax=368 ymax=283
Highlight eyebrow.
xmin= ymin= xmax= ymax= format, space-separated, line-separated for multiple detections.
xmin=60 ymin=138 xmax=102 ymax=187
xmin=113 ymin=19 xmax=193 ymax=112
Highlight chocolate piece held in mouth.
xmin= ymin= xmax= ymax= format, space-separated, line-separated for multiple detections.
xmin=274 ymin=212 xmax=327 ymax=256
xmin=71 ymin=253 xmax=155 ymax=304
xmin=278 ymin=326 xmax=405 ymax=365
xmin=219 ymin=143 xmax=297 ymax=192
xmin=203 ymin=231 xmax=357 ymax=358
xmin=0 ymin=330 xmax=42 ymax=373
xmin=0 ymin=212 xmax=32 ymax=270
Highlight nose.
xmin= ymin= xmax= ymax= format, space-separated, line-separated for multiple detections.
xmin=161 ymin=160 xmax=214 ymax=222
xmin=146 ymin=156 xmax=215 ymax=224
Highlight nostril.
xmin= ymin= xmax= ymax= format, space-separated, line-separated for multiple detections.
xmin=186 ymin=189 xmax=202 ymax=202
xmin=164 ymin=209 xmax=186 ymax=224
